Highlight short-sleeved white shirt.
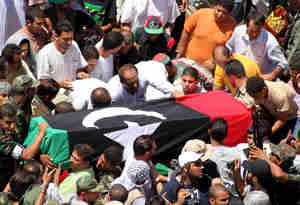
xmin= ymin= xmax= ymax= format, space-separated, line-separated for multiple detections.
xmin=37 ymin=41 xmax=88 ymax=82
xmin=90 ymin=40 xmax=114 ymax=82
xmin=120 ymin=0 xmax=180 ymax=31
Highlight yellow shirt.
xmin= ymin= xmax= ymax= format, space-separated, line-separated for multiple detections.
xmin=214 ymin=53 xmax=262 ymax=94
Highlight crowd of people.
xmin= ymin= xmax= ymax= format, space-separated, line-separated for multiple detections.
xmin=1 ymin=0 xmax=300 ymax=204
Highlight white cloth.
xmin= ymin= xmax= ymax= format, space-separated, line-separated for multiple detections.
xmin=120 ymin=0 xmax=180 ymax=31
xmin=226 ymin=25 xmax=288 ymax=74
xmin=112 ymin=158 xmax=155 ymax=200
xmin=37 ymin=41 xmax=88 ymax=82
xmin=108 ymin=61 xmax=174 ymax=104
xmin=91 ymin=40 xmax=114 ymax=82
xmin=0 ymin=0 xmax=26 ymax=52
xmin=64 ymin=194 xmax=89 ymax=205
xmin=243 ymin=186 xmax=271 ymax=205
xmin=44 ymin=183 xmax=63 ymax=205
xmin=209 ymin=145 xmax=241 ymax=197
xmin=60 ymin=78 xmax=108 ymax=110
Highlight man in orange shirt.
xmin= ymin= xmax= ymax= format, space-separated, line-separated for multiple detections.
xmin=176 ymin=0 xmax=236 ymax=67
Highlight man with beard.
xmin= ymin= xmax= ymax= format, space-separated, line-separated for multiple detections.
xmin=161 ymin=151 xmax=210 ymax=205
xmin=0 ymin=103 xmax=48 ymax=190
xmin=108 ymin=63 xmax=182 ymax=105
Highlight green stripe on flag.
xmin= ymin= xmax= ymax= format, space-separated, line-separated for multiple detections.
xmin=24 ymin=117 xmax=70 ymax=170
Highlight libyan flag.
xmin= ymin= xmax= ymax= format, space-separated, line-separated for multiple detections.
xmin=24 ymin=91 xmax=252 ymax=169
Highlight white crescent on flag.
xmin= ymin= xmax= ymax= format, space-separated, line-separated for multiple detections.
xmin=82 ymin=107 xmax=167 ymax=160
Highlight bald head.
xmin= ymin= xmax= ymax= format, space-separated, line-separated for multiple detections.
xmin=209 ymin=183 xmax=228 ymax=199
xmin=90 ymin=87 xmax=111 ymax=109
xmin=109 ymin=184 xmax=128 ymax=202
xmin=212 ymin=46 xmax=231 ymax=68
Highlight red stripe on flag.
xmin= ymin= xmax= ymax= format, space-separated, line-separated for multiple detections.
xmin=176 ymin=91 xmax=252 ymax=146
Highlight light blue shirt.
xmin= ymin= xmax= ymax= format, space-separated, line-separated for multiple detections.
xmin=226 ymin=25 xmax=287 ymax=74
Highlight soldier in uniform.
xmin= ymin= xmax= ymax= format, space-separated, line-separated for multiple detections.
xmin=95 ymin=146 xmax=123 ymax=205
xmin=0 ymin=103 xmax=48 ymax=190
xmin=7 ymin=75 xmax=37 ymax=141
xmin=286 ymin=0 xmax=300 ymax=63
xmin=32 ymin=79 xmax=59 ymax=117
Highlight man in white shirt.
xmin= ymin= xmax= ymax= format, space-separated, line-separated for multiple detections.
xmin=108 ymin=62 xmax=181 ymax=105
xmin=226 ymin=11 xmax=287 ymax=81
xmin=92 ymin=31 xmax=124 ymax=82
xmin=37 ymin=20 xmax=88 ymax=90
xmin=60 ymin=78 xmax=108 ymax=111
xmin=120 ymin=0 xmax=180 ymax=31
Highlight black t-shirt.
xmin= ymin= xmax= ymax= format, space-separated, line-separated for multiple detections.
xmin=45 ymin=2 xmax=95 ymax=33
xmin=135 ymin=27 xmax=168 ymax=61
xmin=114 ymin=46 xmax=141 ymax=73
xmin=161 ymin=178 xmax=209 ymax=205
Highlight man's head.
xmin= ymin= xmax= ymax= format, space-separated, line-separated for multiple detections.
xmin=288 ymin=53 xmax=300 ymax=89
xmin=212 ymin=46 xmax=232 ymax=68
xmin=209 ymin=118 xmax=228 ymax=144
xmin=133 ymin=135 xmax=156 ymax=159
xmin=224 ymin=59 xmax=246 ymax=88
xmin=269 ymin=143 xmax=296 ymax=171
xmin=70 ymin=144 xmax=94 ymax=170
xmin=37 ymin=79 xmax=59 ymax=106
xmin=213 ymin=0 xmax=234 ymax=23
xmin=246 ymin=11 xmax=266 ymax=41
xmin=120 ymin=30 xmax=134 ymax=54
xmin=90 ymin=87 xmax=111 ymax=109
xmin=181 ymin=67 xmax=199 ymax=94
xmin=97 ymin=145 xmax=123 ymax=171
xmin=54 ymin=20 xmax=74 ymax=53
xmin=55 ymin=102 xmax=75 ymax=114
xmin=246 ymin=77 xmax=267 ymax=105
xmin=119 ymin=64 xmax=139 ymax=95
xmin=127 ymin=160 xmax=150 ymax=186
xmin=247 ymin=119 xmax=272 ymax=148
xmin=76 ymin=175 xmax=101 ymax=203
xmin=103 ymin=31 xmax=124 ymax=55
xmin=178 ymin=151 xmax=204 ymax=179
xmin=109 ymin=184 xmax=128 ymax=203
xmin=9 ymin=170 xmax=36 ymax=200
xmin=0 ymin=82 xmax=11 ymax=105
xmin=11 ymin=75 xmax=36 ymax=106
xmin=0 ymin=104 xmax=17 ymax=136
xmin=208 ymin=184 xmax=230 ymax=205
xmin=153 ymin=53 xmax=177 ymax=80
xmin=25 ymin=6 xmax=48 ymax=36
xmin=144 ymin=16 xmax=163 ymax=41
xmin=2 ymin=44 xmax=22 ymax=65
xmin=82 ymin=46 xmax=99 ymax=73
xmin=243 ymin=159 xmax=272 ymax=189
xmin=23 ymin=161 xmax=43 ymax=183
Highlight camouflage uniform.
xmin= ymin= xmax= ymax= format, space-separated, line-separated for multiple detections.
xmin=95 ymin=168 xmax=121 ymax=205
xmin=0 ymin=192 xmax=16 ymax=205
xmin=287 ymin=14 xmax=300 ymax=63
xmin=0 ymin=120 xmax=24 ymax=190
xmin=31 ymin=95 xmax=54 ymax=117
xmin=7 ymin=75 xmax=37 ymax=141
